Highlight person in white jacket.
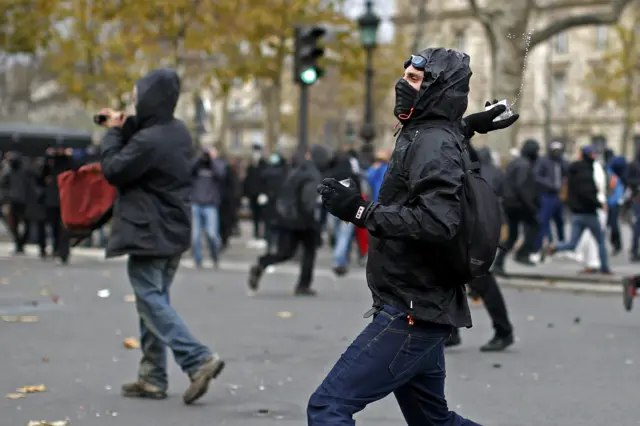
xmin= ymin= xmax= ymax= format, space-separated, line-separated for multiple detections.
xmin=575 ymin=156 xmax=608 ymax=273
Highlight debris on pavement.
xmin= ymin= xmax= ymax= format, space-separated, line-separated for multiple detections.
xmin=42 ymin=356 xmax=49 ymax=362
xmin=39 ymin=288 xmax=50 ymax=296
xmin=0 ymin=277 xmax=9 ymax=285
xmin=17 ymin=384 xmax=47 ymax=393
xmin=26 ymin=420 xmax=70 ymax=426
xmin=6 ymin=393 xmax=25 ymax=399
xmin=123 ymin=294 xmax=136 ymax=302
xmin=97 ymin=289 xmax=110 ymax=298
xmin=1 ymin=316 xmax=39 ymax=323
xmin=276 ymin=311 xmax=293 ymax=318
xmin=526 ymin=315 xmax=535 ymax=321
xmin=123 ymin=337 xmax=140 ymax=349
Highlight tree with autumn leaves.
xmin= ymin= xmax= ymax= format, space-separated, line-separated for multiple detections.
xmin=585 ymin=11 xmax=640 ymax=156
xmin=3 ymin=0 xmax=400 ymax=151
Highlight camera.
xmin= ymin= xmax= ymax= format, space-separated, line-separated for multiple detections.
xmin=93 ymin=112 xmax=124 ymax=126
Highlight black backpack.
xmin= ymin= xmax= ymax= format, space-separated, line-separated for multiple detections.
xmin=450 ymin=146 xmax=503 ymax=284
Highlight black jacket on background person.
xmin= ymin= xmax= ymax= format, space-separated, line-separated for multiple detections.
xmin=566 ymin=157 xmax=600 ymax=214
xmin=41 ymin=151 xmax=78 ymax=208
xmin=501 ymin=139 xmax=540 ymax=219
xmin=100 ymin=68 xmax=192 ymax=258
xmin=476 ymin=147 xmax=504 ymax=196
xmin=363 ymin=48 xmax=471 ymax=328
xmin=273 ymin=146 xmax=330 ymax=231
xmin=261 ymin=154 xmax=289 ymax=225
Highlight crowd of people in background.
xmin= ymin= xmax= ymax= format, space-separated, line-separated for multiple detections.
xmin=1 ymin=137 xmax=639 ymax=283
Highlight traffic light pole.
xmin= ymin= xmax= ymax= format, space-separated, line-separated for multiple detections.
xmin=298 ymin=83 xmax=309 ymax=153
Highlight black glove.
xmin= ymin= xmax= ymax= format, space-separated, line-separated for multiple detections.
xmin=462 ymin=99 xmax=520 ymax=139
xmin=317 ymin=178 xmax=372 ymax=228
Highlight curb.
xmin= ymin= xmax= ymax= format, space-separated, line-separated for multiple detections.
xmin=496 ymin=276 xmax=621 ymax=295
xmin=498 ymin=272 xmax=622 ymax=285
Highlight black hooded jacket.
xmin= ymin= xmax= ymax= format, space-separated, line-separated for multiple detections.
xmin=362 ymin=48 xmax=471 ymax=328
xmin=273 ymin=145 xmax=330 ymax=231
xmin=476 ymin=147 xmax=504 ymax=195
xmin=501 ymin=139 xmax=540 ymax=218
xmin=100 ymin=68 xmax=193 ymax=258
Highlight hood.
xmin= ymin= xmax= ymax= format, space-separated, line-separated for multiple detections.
xmin=521 ymin=139 xmax=540 ymax=161
xmin=609 ymin=155 xmax=627 ymax=177
xmin=309 ymin=145 xmax=332 ymax=172
xmin=135 ymin=68 xmax=180 ymax=126
xmin=476 ymin=147 xmax=493 ymax=165
xmin=9 ymin=153 xmax=22 ymax=170
xmin=410 ymin=48 xmax=472 ymax=124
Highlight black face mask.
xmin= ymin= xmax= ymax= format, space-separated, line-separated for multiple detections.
xmin=393 ymin=78 xmax=419 ymax=123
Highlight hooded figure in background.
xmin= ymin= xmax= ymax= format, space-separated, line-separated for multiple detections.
xmin=476 ymin=146 xmax=504 ymax=196
xmin=3 ymin=153 xmax=32 ymax=254
xmin=260 ymin=152 xmax=289 ymax=252
xmin=219 ymin=156 xmax=242 ymax=251
xmin=533 ymin=141 xmax=568 ymax=253
xmin=313 ymin=47 xmax=518 ymax=425
xmin=248 ymin=145 xmax=331 ymax=296
xmin=607 ymin=155 xmax=627 ymax=254
xmin=243 ymin=143 xmax=268 ymax=240
xmin=493 ymin=138 xmax=541 ymax=274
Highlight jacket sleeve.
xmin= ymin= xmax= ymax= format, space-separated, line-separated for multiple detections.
xmin=100 ymin=127 xmax=154 ymax=187
xmin=300 ymin=178 xmax=319 ymax=219
xmin=365 ymin=137 xmax=464 ymax=243
xmin=533 ymin=159 xmax=555 ymax=192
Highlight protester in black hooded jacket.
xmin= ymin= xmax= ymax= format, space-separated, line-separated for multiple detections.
xmin=3 ymin=153 xmax=31 ymax=254
xmin=260 ymin=152 xmax=288 ymax=252
xmin=100 ymin=68 xmax=223 ymax=405
xmin=312 ymin=48 xmax=518 ymax=425
xmin=248 ymin=145 xmax=330 ymax=296
xmin=476 ymin=146 xmax=504 ymax=196
xmin=492 ymin=139 xmax=541 ymax=274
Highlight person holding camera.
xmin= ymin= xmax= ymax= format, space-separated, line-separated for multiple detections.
xmin=99 ymin=67 xmax=223 ymax=405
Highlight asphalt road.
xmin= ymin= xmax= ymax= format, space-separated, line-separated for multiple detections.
xmin=1 ymin=250 xmax=640 ymax=426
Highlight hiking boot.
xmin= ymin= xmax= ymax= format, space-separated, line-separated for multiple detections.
xmin=121 ymin=380 xmax=167 ymax=400
xmin=480 ymin=334 xmax=514 ymax=352
xmin=183 ymin=356 xmax=225 ymax=405
xmin=294 ymin=287 xmax=317 ymax=297
xmin=248 ymin=264 xmax=264 ymax=292
xmin=623 ymin=276 xmax=636 ymax=312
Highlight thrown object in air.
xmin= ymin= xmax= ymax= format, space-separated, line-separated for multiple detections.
xmin=485 ymin=99 xmax=515 ymax=123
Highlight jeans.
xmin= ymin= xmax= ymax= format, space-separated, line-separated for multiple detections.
xmin=534 ymin=193 xmax=565 ymax=251
xmin=307 ymin=305 xmax=480 ymax=426
xmin=127 ymin=256 xmax=212 ymax=390
xmin=555 ymin=213 xmax=610 ymax=272
xmin=332 ymin=216 xmax=354 ymax=267
xmin=191 ymin=204 xmax=220 ymax=264
xmin=607 ymin=204 xmax=621 ymax=252
xmin=632 ymin=203 xmax=640 ymax=255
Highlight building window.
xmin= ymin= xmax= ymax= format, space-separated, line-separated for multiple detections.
xmin=250 ymin=103 xmax=262 ymax=118
xmin=232 ymin=78 xmax=243 ymax=88
xmin=595 ymin=26 xmax=608 ymax=50
xmin=454 ymin=30 xmax=466 ymax=52
xmin=552 ymin=71 xmax=566 ymax=112
xmin=554 ymin=32 xmax=568 ymax=54
xmin=230 ymin=99 xmax=242 ymax=113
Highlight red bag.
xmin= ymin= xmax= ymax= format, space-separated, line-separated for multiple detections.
xmin=57 ymin=162 xmax=116 ymax=234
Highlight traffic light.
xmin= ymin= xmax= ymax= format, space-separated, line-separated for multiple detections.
xmin=294 ymin=25 xmax=326 ymax=85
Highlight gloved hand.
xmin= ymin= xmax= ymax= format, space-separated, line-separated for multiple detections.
xmin=317 ymin=178 xmax=372 ymax=228
xmin=462 ymin=99 xmax=520 ymax=139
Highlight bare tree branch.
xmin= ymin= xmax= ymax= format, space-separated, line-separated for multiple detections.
xmin=530 ymin=0 xmax=634 ymax=48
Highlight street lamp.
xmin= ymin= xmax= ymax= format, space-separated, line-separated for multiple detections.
xmin=357 ymin=0 xmax=380 ymax=166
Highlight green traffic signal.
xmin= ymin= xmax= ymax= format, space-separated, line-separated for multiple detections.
xmin=300 ymin=67 xmax=318 ymax=85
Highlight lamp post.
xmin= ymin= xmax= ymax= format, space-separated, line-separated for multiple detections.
xmin=357 ymin=0 xmax=380 ymax=166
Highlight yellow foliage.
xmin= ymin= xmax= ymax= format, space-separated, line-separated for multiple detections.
xmin=0 ymin=0 xmax=56 ymax=54
xmin=584 ymin=18 xmax=640 ymax=122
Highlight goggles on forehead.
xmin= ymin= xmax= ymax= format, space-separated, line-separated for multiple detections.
xmin=404 ymin=55 xmax=427 ymax=70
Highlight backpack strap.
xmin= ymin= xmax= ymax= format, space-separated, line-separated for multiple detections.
xmin=467 ymin=161 xmax=481 ymax=172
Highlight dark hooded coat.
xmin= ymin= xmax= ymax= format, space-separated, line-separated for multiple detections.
xmin=363 ymin=48 xmax=472 ymax=328
xmin=100 ymin=68 xmax=193 ymax=258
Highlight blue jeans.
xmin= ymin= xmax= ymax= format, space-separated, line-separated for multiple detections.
xmin=191 ymin=204 xmax=220 ymax=264
xmin=632 ymin=203 xmax=640 ymax=254
xmin=307 ymin=305 xmax=480 ymax=426
xmin=535 ymin=193 xmax=565 ymax=250
xmin=555 ymin=213 xmax=610 ymax=272
xmin=333 ymin=217 xmax=354 ymax=267
xmin=128 ymin=256 xmax=212 ymax=390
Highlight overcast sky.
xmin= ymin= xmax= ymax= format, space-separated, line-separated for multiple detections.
xmin=343 ymin=0 xmax=396 ymax=43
